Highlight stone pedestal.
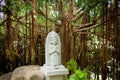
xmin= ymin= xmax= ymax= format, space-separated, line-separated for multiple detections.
xmin=41 ymin=65 xmax=69 ymax=80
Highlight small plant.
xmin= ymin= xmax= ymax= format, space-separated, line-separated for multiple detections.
xmin=66 ymin=59 xmax=88 ymax=80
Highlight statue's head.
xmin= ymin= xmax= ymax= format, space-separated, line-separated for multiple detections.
xmin=50 ymin=32 xmax=58 ymax=45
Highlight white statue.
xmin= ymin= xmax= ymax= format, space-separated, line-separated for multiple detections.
xmin=41 ymin=31 xmax=69 ymax=80
xmin=45 ymin=31 xmax=61 ymax=67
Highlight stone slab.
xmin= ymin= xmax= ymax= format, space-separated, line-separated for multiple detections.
xmin=41 ymin=65 xmax=69 ymax=76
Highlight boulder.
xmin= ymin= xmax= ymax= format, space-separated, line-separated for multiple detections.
xmin=0 ymin=72 xmax=11 ymax=80
xmin=0 ymin=65 xmax=45 ymax=80
xmin=10 ymin=65 xmax=45 ymax=80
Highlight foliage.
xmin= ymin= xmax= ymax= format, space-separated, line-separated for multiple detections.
xmin=66 ymin=59 xmax=88 ymax=80
xmin=75 ymin=0 xmax=102 ymax=9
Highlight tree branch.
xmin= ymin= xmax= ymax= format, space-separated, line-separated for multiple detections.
xmin=24 ymin=0 xmax=61 ymax=26
xmin=74 ymin=9 xmax=86 ymax=22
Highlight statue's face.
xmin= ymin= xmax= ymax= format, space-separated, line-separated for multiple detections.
xmin=51 ymin=36 xmax=58 ymax=45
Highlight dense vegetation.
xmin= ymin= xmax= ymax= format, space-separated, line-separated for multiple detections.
xmin=0 ymin=0 xmax=120 ymax=80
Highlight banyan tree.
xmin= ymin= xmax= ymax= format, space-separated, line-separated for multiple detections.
xmin=0 ymin=0 xmax=120 ymax=80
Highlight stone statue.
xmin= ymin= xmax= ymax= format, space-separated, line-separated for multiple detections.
xmin=45 ymin=31 xmax=61 ymax=67
xmin=41 ymin=31 xmax=69 ymax=80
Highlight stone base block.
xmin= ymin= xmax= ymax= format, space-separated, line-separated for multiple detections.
xmin=41 ymin=65 xmax=69 ymax=80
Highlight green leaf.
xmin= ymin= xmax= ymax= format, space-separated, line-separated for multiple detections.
xmin=67 ymin=59 xmax=88 ymax=80
xmin=69 ymin=74 xmax=78 ymax=80
xmin=75 ymin=70 xmax=87 ymax=79
xmin=67 ymin=59 xmax=78 ymax=72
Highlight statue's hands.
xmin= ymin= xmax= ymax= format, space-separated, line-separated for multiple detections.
xmin=49 ymin=50 xmax=59 ymax=55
